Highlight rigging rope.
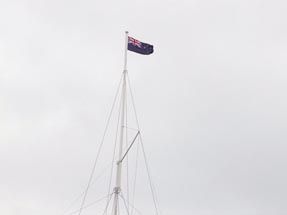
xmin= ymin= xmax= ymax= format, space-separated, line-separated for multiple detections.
xmin=119 ymin=194 xmax=144 ymax=215
xmin=102 ymin=192 xmax=114 ymax=215
xmin=130 ymin=138 xmax=140 ymax=215
xmin=62 ymin=162 xmax=113 ymax=215
xmin=125 ymin=90 xmax=130 ymax=214
xmin=139 ymin=136 xmax=160 ymax=215
xmin=66 ymin=194 xmax=112 ymax=215
xmin=127 ymin=73 xmax=161 ymax=215
xmin=120 ymin=192 xmax=130 ymax=215
xmin=77 ymin=74 xmax=123 ymax=215
xmin=103 ymin=84 xmax=123 ymax=215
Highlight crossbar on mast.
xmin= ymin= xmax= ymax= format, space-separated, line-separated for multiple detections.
xmin=119 ymin=131 xmax=140 ymax=163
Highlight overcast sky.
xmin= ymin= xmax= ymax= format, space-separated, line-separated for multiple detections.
xmin=1 ymin=0 xmax=287 ymax=215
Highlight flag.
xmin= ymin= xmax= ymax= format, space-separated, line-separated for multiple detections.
xmin=128 ymin=36 xmax=154 ymax=55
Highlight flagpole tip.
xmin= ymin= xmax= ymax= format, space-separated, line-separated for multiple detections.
xmin=125 ymin=31 xmax=129 ymax=34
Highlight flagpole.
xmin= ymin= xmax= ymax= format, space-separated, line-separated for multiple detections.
xmin=124 ymin=31 xmax=128 ymax=72
xmin=112 ymin=31 xmax=129 ymax=215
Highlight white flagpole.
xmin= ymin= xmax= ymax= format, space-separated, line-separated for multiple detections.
xmin=112 ymin=31 xmax=129 ymax=215
xmin=124 ymin=31 xmax=128 ymax=72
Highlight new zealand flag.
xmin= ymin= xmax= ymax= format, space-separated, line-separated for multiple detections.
xmin=128 ymin=36 xmax=154 ymax=55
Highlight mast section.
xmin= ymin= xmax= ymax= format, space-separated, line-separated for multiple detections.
xmin=112 ymin=31 xmax=129 ymax=215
